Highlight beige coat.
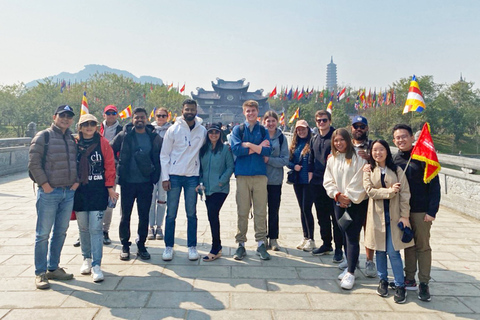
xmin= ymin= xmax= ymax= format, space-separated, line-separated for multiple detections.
xmin=363 ymin=166 xmax=414 ymax=251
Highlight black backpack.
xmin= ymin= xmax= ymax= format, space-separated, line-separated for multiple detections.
xmin=29 ymin=131 xmax=50 ymax=183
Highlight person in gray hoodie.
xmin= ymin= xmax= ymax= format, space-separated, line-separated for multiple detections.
xmin=148 ymin=107 xmax=172 ymax=240
xmin=263 ymin=111 xmax=289 ymax=251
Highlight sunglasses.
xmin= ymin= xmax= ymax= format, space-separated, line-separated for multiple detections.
xmin=316 ymin=118 xmax=329 ymax=123
xmin=208 ymin=130 xmax=220 ymax=134
xmin=156 ymin=114 xmax=168 ymax=118
xmin=58 ymin=113 xmax=74 ymax=119
xmin=353 ymin=124 xmax=366 ymax=130
xmin=80 ymin=121 xmax=98 ymax=127
xmin=105 ymin=111 xmax=117 ymax=116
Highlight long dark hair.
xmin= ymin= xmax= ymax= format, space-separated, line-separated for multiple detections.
xmin=289 ymin=126 xmax=311 ymax=160
xmin=200 ymin=131 xmax=224 ymax=157
xmin=368 ymin=139 xmax=397 ymax=172
xmin=331 ymin=128 xmax=355 ymax=165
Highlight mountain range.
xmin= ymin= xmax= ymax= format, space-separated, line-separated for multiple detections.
xmin=26 ymin=64 xmax=163 ymax=87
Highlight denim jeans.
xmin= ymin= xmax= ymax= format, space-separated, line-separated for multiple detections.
xmin=376 ymin=224 xmax=405 ymax=287
xmin=76 ymin=211 xmax=104 ymax=267
xmin=149 ymin=181 xmax=167 ymax=228
xmin=164 ymin=175 xmax=199 ymax=247
xmin=34 ymin=187 xmax=75 ymax=275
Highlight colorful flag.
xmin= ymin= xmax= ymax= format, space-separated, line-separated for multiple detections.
xmin=293 ymin=87 xmax=299 ymax=100
xmin=168 ymin=111 xmax=172 ymax=122
xmin=403 ymin=75 xmax=425 ymax=113
xmin=167 ymin=83 xmax=174 ymax=92
xmin=392 ymin=89 xmax=397 ymax=105
xmin=287 ymin=88 xmax=293 ymax=100
xmin=119 ymin=105 xmax=133 ymax=119
xmin=326 ymin=96 xmax=333 ymax=114
xmin=180 ymin=83 xmax=185 ymax=93
xmin=297 ymin=88 xmax=304 ymax=100
xmin=269 ymin=86 xmax=277 ymax=98
xmin=80 ymin=91 xmax=89 ymax=115
xmin=149 ymin=107 xmax=156 ymax=121
xmin=288 ymin=107 xmax=300 ymax=124
xmin=279 ymin=112 xmax=285 ymax=126
xmin=372 ymin=90 xmax=377 ymax=108
xmin=338 ymin=87 xmax=346 ymax=101
xmin=411 ymin=123 xmax=441 ymax=183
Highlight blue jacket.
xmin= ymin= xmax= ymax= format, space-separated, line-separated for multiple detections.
xmin=231 ymin=121 xmax=272 ymax=176
xmin=199 ymin=144 xmax=234 ymax=196
xmin=288 ymin=138 xmax=310 ymax=185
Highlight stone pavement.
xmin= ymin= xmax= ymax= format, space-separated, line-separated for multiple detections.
xmin=1 ymin=172 xmax=480 ymax=320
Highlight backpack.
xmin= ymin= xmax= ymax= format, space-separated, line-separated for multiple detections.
xmin=29 ymin=131 xmax=50 ymax=183
xmin=238 ymin=123 xmax=284 ymax=148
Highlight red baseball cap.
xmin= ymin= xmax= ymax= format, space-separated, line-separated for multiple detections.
xmin=103 ymin=105 xmax=118 ymax=113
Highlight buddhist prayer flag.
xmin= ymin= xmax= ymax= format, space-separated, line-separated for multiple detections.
xmin=338 ymin=87 xmax=346 ymax=101
xmin=279 ymin=112 xmax=285 ymax=126
xmin=149 ymin=108 xmax=156 ymax=121
xmin=168 ymin=111 xmax=172 ymax=122
xmin=269 ymin=86 xmax=277 ymax=98
xmin=403 ymin=75 xmax=426 ymax=114
xmin=119 ymin=105 xmax=132 ymax=119
xmin=411 ymin=123 xmax=441 ymax=183
xmin=167 ymin=83 xmax=174 ymax=92
xmin=180 ymin=83 xmax=185 ymax=93
xmin=326 ymin=96 xmax=333 ymax=114
xmin=80 ymin=91 xmax=89 ymax=115
xmin=288 ymin=107 xmax=299 ymax=124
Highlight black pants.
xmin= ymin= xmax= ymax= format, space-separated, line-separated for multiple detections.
xmin=205 ymin=192 xmax=228 ymax=253
xmin=293 ymin=184 xmax=314 ymax=240
xmin=310 ymin=184 xmax=343 ymax=250
xmin=334 ymin=200 xmax=368 ymax=274
xmin=119 ymin=182 xmax=153 ymax=248
xmin=267 ymin=185 xmax=282 ymax=239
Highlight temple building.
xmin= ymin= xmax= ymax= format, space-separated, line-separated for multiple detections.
xmin=326 ymin=56 xmax=337 ymax=91
xmin=191 ymin=78 xmax=270 ymax=124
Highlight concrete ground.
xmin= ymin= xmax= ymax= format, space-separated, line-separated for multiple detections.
xmin=1 ymin=172 xmax=480 ymax=319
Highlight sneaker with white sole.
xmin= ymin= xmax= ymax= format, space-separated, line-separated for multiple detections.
xmin=188 ymin=246 xmax=199 ymax=261
xmin=91 ymin=265 xmax=104 ymax=282
xmin=365 ymin=260 xmax=377 ymax=278
xmin=340 ymin=272 xmax=355 ymax=290
xmin=296 ymin=239 xmax=307 ymax=250
xmin=338 ymin=259 xmax=348 ymax=270
xmin=338 ymin=268 xmax=348 ymax=280
xmin=147 ymin=227 xmax=155 ymax=240
xmin=303 ymin=239 xmax=315 ymax=252
xmin=162 ymin=246 xmax=174 ymax=261
xmin=80 ymin=258 xmax=92 ymax=275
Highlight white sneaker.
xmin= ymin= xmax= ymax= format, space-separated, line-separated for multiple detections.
xmin=340 ymin=272 xmax=355 ymax=290
xmin=303 ymin=239 xmax=316 ymax=252
xmin=338 ymin=259 xmax=348 ymax=270
xmin=91 ymin=265 xmax=104 ymax=282
xmin=80 ymin=258 xmax=92 ymax=275
xmin=338 ymin=268 xmax=348 ymax=280
xmin=296 ymin=239 xmax=307 ymax=250
xmin=188 ymin=246 xmax=199 ymax=261
xmin=162 ymin=247 xmax=174 ymax=261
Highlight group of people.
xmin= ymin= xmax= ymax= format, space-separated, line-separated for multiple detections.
xmin=28 ymin=99 xmax=440 ymax=305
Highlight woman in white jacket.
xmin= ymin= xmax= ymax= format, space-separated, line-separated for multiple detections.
xmin=323 ymin=128 xmax=367 ymax=290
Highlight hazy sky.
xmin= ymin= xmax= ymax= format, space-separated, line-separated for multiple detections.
xmin=1 ymin=0 xmax=479 ymax=95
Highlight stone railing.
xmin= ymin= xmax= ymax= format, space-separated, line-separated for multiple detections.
xmin=0 ymin=138 xmax=31 ymax=177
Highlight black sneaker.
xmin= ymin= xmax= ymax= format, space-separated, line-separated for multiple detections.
xmin=73 ymin=238 xmax=80 ymax=247
xmin=103 ymin=232 xmax=112 ymax=245
xmin=389 ymin=281 xmax=396 ymax=290
xmin=256 ymin=243 xmax=271 ymax=260
xmin=332 ymin=249 xmax=344 ymax=263
xmin=418 ymin=282 xmax=431 ymax=302
xmin=405 ymin=278 xmax=417 ymax=291
xmin=312 ymin=244 xmax=333 ymax=256
xmin=377 ymin=279 xmax=389 ymax=297
xmin=394 ymin=286 xmax=407 ymax=304
xmin=120 ymin=246 xmax=130 ymax=261
xmin=137 ymin=248 xmax=151 ymax=260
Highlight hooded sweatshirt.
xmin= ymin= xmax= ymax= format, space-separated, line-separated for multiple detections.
xmin=266 ymin=128 xmax=289 ymax=185
xmin=151 ymin=121 xmax=172 ymax=139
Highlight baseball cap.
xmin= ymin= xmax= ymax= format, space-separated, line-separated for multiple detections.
xmin=295 ymin=119 xmax=309 ymax=128
xmin=55 ymin=105 xmax=75 ymax=116
xmin=207 ymin=123 xmax=222 ymax=133
xmin=78 ymin=114 xmax=98 ymax=126
xmin=352 ymin=115 xmax=368 ymax=126
xmin=104 ymin=105 xmax=118 ymax=113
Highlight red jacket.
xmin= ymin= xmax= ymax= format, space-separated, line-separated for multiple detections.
xmin=100 ymin=136 xmax=116 ymax=187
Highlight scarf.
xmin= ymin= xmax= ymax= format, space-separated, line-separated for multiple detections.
xmin=77 ymin=133 xmax=100 ymax=185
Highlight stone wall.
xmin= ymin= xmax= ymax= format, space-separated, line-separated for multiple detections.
xmin=0 ymin=146 xmax=29 ymax=177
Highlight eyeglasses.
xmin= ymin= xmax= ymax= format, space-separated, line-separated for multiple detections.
xmin=80 ymin=121 xmax=97 ymax=127
xmin=58 ymin=113 xmax=73 ymax=119
xmin=316 ymin=118 xmax=329 ymax=123
xmin=156 ymin=114 xmax=168 ymax=118
xmin=105 ymin=111 xmax=117 ymax=116
xmin=353 ymin=124 xmax=366 ymax=130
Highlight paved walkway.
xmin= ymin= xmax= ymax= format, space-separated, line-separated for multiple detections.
xmin=1 ymin=172 xmax=480 ymax=320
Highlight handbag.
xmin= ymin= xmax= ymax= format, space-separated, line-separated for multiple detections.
xmin=286 ymin=169 xmax=298 ymax=185
xmin=337 ymin=210 xmax=353 ymax=230
xmin=133 ymin=134 xmax=154 ymax=178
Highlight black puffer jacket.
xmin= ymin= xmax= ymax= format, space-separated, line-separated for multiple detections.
xmin=308 ymin=126 xmax=335 ymax=185
xmin=110 ymin=123 xmax=162 ymax=185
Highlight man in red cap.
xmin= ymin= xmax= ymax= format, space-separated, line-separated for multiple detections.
xmin=99 ymin=105 xmax=123 ymax=245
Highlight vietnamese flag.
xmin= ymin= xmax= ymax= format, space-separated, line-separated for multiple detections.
xmin=269 ymin=86 xmax=277 ymax=98
xmin=411 ymin=123 xmax=441 ymax=183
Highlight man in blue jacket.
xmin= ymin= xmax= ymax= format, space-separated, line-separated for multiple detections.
xmin=230 ymin=100 xmax=272 ymax=260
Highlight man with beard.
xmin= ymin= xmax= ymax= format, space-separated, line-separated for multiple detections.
xmin=110 ymin=107 xmax=162 ymax=261
xmin=160 ymin=99 xmax=206 ymax=261
xmin=350 ymin=115 xmax=377 ymax=278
